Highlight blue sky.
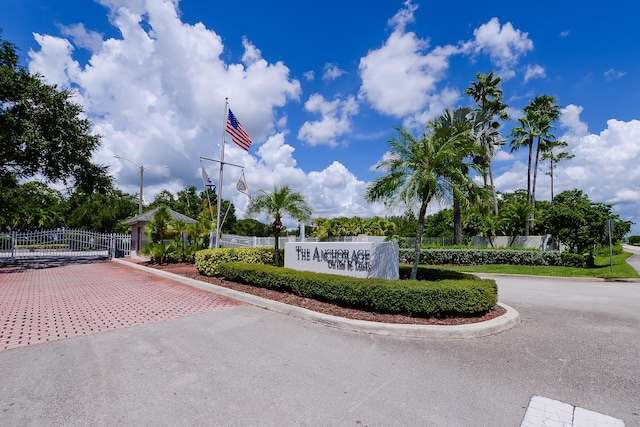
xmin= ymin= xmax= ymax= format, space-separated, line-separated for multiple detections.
xmin=2 ymin=0 xmax=639 ymax=234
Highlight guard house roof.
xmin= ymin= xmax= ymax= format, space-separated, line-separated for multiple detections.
xmin=122 ymin=207 xmax=198 ymax=226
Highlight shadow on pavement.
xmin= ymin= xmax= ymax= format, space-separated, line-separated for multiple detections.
xmin=0 ymin=256 xmax=109 ymax=273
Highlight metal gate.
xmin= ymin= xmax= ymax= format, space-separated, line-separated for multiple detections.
xmin=0 ymin=229 xmax=131 ymax=263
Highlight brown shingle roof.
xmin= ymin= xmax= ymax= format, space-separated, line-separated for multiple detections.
xmin=122 ymin=207 xmax=198 ymax=226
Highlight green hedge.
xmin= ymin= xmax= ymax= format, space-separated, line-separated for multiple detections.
xmin=195 ymin=247 xmax=284 ymax=276
xmin=399 ymin=248 xmax=593 ymax=268
xmin=215 ymin=262 xmax=497 ymax=317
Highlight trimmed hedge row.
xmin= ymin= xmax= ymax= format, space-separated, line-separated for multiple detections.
xmin=215 ymin=262 xmax=497 ymax=316
xmin=399 ymin=249 xmax=593 ymax=268
xmin=195 ymin=247 xmax=284 ymax=276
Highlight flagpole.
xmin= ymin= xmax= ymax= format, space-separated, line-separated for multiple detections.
xmin=215 ymin=98 xmax=229 ymax=248
xmin=200 ymin=160 xmax=216 ymax=247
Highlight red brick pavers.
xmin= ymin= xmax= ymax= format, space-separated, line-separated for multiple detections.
xmin=0 ymin=260 xmax=245 ymax=351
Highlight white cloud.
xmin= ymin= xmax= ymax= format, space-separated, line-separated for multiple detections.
xmin=303 ymin=70 xmax=314 ymax=81
xmin=28 ymin=34 xmax=81 ymax=87
xmin=27 ymin=0 xmax=302 ymax=210
xmin=560 ymin=104 xmax=589 ymax=136
xmin=604 ymin=68 xmax=626 ymax=81
xmin=298 ymin=94 xmax=359 ymax=147
xmin=524 ymin=64 xmax=546 ymax=82
xmin=57 ymin=23 xmax=104 ymax=52
xmin=358 ymin=21 xmax=457 ymax=117
xmin=468 ymin=17 xmax=534 ymax=79
xmin=322 ymin=63 xmax=345 ymax=81
xmin=387 ymin=0 xmax=418 ymax=32
xmin=359 ymin=5 xmax=533 ymax=119
xmin=494 ymin=109 xmax=640 ymax=228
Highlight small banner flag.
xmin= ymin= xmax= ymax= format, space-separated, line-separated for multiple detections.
xmin=226 ymin=109 xmax=252 ymax=151
xmin=237 ymin=171 xmax=250 ymax=198
xmin=202 ymin=167 xmax=216 ymax=192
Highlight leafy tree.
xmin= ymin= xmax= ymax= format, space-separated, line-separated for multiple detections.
xmin=175 ymin=185 xmax=202 ymax=219
xmin=231 ymin=219 xmax=271 ymax=237
xmin=149 ymin=190 xmax=177 ymax=211
xmin=309 ymin=216 xmax=398 ymax=239
xmin=363 ymin=216 xmax=397 ymax=237
xmin=63 ymin=186 xmax=138 ymax=232
xmin=386 ymin=211 xmax=418 ymax=238
xmin=0 ymin=33 xmax=109 ymax=195
xmin=465 ymin=71 xmax=509 ymax=214
xmin=365 ymin=120 xmax=480 ymax=280
xmin=545 ymin=189 xmax=632 ymax=254
xmin=423 ymin=209 xmax=454 ymax=238
xmin=0 ymin=181 xmax=66 ymax=230
xmin=246 ymin=185 xmax=312 ymax=266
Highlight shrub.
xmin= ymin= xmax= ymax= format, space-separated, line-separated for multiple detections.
xmin=195 ymin=247 xmax=284 ymax=276
xmin=215 ymin=262 xmax=497 ymax=317
xmin=628 ymin=235 xmax=640 ymax=245
xmin=399 ymin=248 xmax=592 ymax=268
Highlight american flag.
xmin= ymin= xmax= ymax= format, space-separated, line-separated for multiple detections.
xmin=226 ymin=109 xmax=252 ymax=151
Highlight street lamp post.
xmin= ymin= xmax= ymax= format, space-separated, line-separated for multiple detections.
xmin=113 ymin=155 xmax=168 ymax=215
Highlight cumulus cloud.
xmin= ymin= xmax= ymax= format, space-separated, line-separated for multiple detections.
xmin=27 ymin=0 xmax=306 ymax=210
xmin=298 ymin=94 xmax=359 ymax=147
xmin=359 ymin=3 xmax=533 ymax=119
xmin=358 ymin=16 xmax=457 ymax=117
xmin=494 ymin=107 xmax=640 ymax=226
xmin=524 ymin=64 xmax=546 ymax=82
xmin=467 ymin=17 xmax=534 ymax=79
xmin=322 ymin=63 xmax=345 ymax=81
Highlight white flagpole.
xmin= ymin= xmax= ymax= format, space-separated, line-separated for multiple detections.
xmin=215 ymin=98 xmax=229 ymax=248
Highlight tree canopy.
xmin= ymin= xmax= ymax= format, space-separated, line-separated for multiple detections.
xmin=0 ymin=33 xmax=110 ymax=194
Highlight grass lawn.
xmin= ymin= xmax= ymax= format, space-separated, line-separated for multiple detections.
xmin=425 ymin=251 xmax=640 ymax=279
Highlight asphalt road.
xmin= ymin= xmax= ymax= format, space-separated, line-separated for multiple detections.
xmin=1 ymin=267 xmax=639 ymax=425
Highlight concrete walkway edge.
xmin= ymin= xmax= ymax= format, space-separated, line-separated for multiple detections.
xmin=112 ymin=259 xmax=520 ymax=339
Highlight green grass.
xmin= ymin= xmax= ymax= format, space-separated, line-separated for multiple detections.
xmin=423 ymin=251 xmax=640 ymax=279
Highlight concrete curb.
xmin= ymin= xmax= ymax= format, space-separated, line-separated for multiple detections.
xmin=112 ymin=259 xmax=521 ymax=339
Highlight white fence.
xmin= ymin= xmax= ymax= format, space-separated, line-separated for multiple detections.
xmin=0 ymin=229 xmax=131 ymax=263
xmin=219 ymin=234 xmax=319 ymax=248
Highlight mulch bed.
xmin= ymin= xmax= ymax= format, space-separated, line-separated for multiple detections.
xmin=142 ymin=262 xmax=505 ymax=326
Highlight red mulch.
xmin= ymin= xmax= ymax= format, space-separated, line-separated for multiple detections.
xmin=142 ymin=262 xmax=505 ymax=325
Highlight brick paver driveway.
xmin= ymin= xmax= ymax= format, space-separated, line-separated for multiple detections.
xmin=0 ymin=259 xmax=244 ymax=351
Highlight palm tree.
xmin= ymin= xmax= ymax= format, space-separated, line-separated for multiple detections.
xmin=431 ymin=107 xmax=488 ymax=244
xmin=365 ymin=120 xmax=479 ymax=280
xmin=542 ymin=140 xmax=574 ymax=205
xmin=509 ymin=95 xmax=561 ymax=234
xmin=527 ymin=95 xmax=560 ymax=209
xmin=465 ymin=71 xmax=509 ymax=215
xmin=246 ymin=184 xmax=312 ymax=266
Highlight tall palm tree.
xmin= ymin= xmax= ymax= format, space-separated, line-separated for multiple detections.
xmin=365 ymin=120 xmax=479 ymax=280
xmin=465 ymin=71 xmax=509 ymax=215
xmin=526 ymin=95 xmax=561 ymax=210
xmin=542 ymin=139 xmax=574 ymax=205
xmin=509 ymin=95 xmax=561 ymax=234
xmin=246 ymin=184 xmax=312 ymax=266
